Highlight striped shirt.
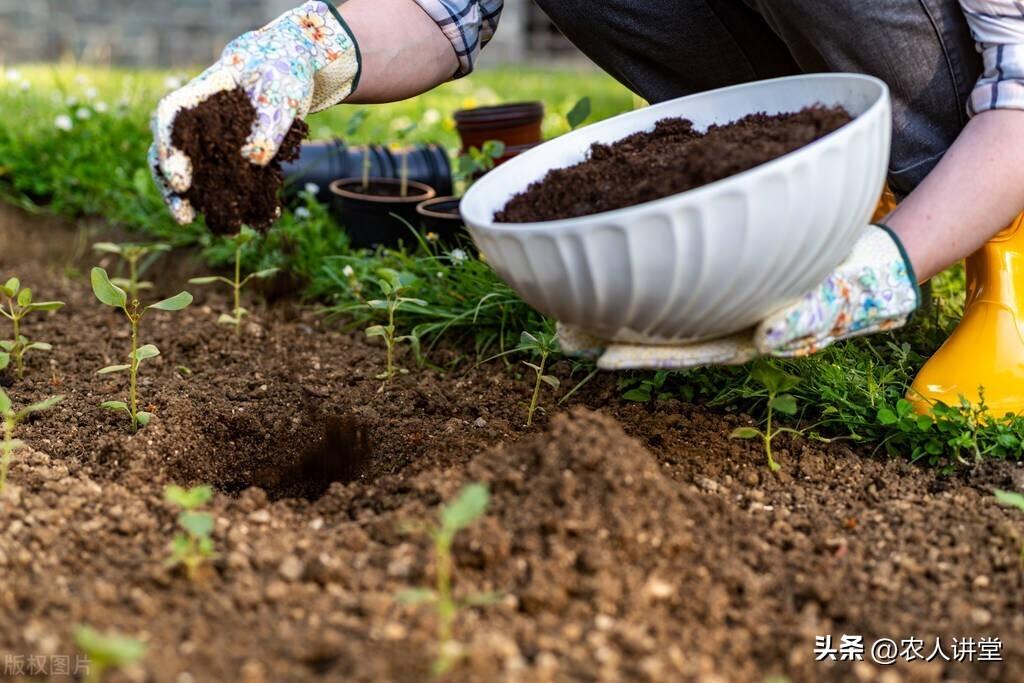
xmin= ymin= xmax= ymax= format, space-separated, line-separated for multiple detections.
xmin=414 ymin=0 xmax=1024 ymax=115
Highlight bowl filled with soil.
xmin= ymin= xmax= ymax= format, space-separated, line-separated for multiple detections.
xmin=329 ymin=177 xmax=436 ymax=249
xmin=416 ymin=195 xmax=464 ymax=242
xmin=460 ymin=73 xmax=891 ymax=344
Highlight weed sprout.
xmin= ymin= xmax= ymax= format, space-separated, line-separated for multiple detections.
xmin=397 ymin=483 xmax=498 ymax=675
xmin=365 ymin=268 xmax=426 ymax=390
xmin=189 ymin=227 xmax=278 ymax=336
xmin=74 ymin=625 xmax=146 ymax=683
xmin=729 ymin=363 xmax=804 ymax=471
xmin=518 ymin=330 xmax=560 ymax=427
xmin=164 ymin=484 xmax=217 ymax=580
xmin=0 ymin=388 xmax=62 ymax=492
xmin=92 ymin=241 xmax=172 ymax=300
xmin=91 ymin=267 xmax=192 ymax=431
xmin=0 ymin=277 xmax=65 ymax=379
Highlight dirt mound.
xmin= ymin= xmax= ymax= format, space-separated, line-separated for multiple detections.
xmin=171 ymin=88 xmax=307 ymax=234
xmin=496 ymin=106 xmax=851 ymax=223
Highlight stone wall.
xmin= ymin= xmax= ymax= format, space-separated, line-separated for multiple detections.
xmin=0 ymin=0 xmax=579 ymax=68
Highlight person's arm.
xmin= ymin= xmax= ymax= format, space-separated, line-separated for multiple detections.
xmin=887 ymin=0 xmax=1024 ymax=281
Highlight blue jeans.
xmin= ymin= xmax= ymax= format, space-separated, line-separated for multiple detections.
xmin=534 ymin=0 xmax=983 ymax=198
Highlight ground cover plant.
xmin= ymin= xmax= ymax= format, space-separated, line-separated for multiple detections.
xmin=91 ymin=267 xmax=192 ymax=431
xmin=0 ymin=276 xmax=64 ymax=379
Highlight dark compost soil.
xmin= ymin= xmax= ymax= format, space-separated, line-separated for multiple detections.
xmin=171 ymin=88 xmax=308 ymax=234
xmin=496 ymin=106 xmax=852 ymax=223
xmin=2 ymin=205 xmax=1024 ymax=683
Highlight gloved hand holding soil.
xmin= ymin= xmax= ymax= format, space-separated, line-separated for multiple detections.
xmin=149 ymin=0 xmax=362 ymax=233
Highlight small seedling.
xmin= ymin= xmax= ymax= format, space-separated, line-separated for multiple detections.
xmin=344 ymin=109 xmax=373 ymax=190
xmin=729 ymin=363 xmax=804 ymax=472
xmin=397 ymin=483 xmax=497 ymax=676
xmin=453 ymin=139 xmax=505 ymax=192
xmin=393 ymin=122 xmax=418 ymax=197
xmin=164 ymin=484 xmax=217 ymax=580
xmin=518 ymin=330 xmax=560 ymax=427
xmin=188 ymin=226 xmax=278 ymax=336
xmin=0 ymin=277 xmax=64 ymax=379
xmin=566 ymin=96 xmax=592 ymax=131
xmin=0 ymin=388 xmax=62 ymax=492
xmin=91 ymin=267 xmax=192 ymax=431
xmin=365 ymin=268 xmax=426 ymax=390
xmin=92 ymin=241 xmax=172 ymax=300
xmin=74 ymin=625 xmax=146 ymax=683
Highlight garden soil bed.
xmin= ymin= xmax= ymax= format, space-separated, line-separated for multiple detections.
xmin=1 ymin=205 xmax=1023 ymax=683
xmin=496 ymin=106 xmax=851 ymax=223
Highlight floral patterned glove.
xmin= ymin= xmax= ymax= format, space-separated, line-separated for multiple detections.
xmin=558 ymin=225 xmax=919 ymax=370
xmin=754 ymin=224 xmax=919 ymax=356
xmin=149 ymin=0 xmax=361 ymax=224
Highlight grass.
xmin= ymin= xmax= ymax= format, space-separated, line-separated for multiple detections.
xmin=1 ymin=64 xmax=1022 ymax=468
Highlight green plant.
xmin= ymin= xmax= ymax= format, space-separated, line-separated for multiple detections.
xmin=729 ymin=363 xmax=805 ymax=472
xmin=91 ymin=267 xmax=192 ymax=431
xmin=566 ymin=96 xmax=592 ymax=130
xmin=0 ymin=276 xmax=64 ymax=379
xmin=344 ymin=109 xmax=372 ymax=190
xmin=453 ymin=139 xmax=506 ymax=192
xmin=74 ymin=625 xmax=146 ymax=683
xmin=0 ymin=388 xmax=62 ymax=491
xmin=517 ymin=330 xmax=560 ymax=426
xmin=164 ymin=484 xmax=217 ymax=580
xmin=994 ymin=488 xmax=1024 ymax=562
xmin=189 ymin=226 xmax=278 ymax=336
xmin=394 ymin=121 xmax=418 ymax=197
xmin=397 ymin=483 xmax=497 ymax=676
xmin=92 ymin=241 xmax=171 ymax=300
xmin=365 ymin=268 xmax=426 ymax=390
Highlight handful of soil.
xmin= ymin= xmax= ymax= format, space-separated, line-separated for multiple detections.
xmin=171 ymin=88 xmax=308 ymax=234
xmin=495 ymin=105 xmax=852 ymax=223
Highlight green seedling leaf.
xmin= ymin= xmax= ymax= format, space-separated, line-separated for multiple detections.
xmin=91 ymin=267 xmax=128 ymax=308
xmin=396 ymin=588 xmax=436 ymax=605
xmin=249 ymin=268 xmax=280 ymax=280
xmin=147 ymin=291 xmax=193 ymax=311
xmin=98 ymin=364 xmax=130 ymax=375
xmin=217 ymin=314 xmax=239 ymax=325
xmin=566 ymin=96 xmax=592 ymax=130
xmin=188 ymin=276 xmax=230 ymax=285
xmin=91 ymin=242 xmax=123 ymax=255
xmin=365 ymin=325 xmax=387 ymax=338
xmin=179 ymin=510 xmax=214 ymax=538
xmin=73 ymin=625 xmax=147 ymax=669
xmin=461 ymin=591 xmax=502 ymax=607
xmin=136 ymin=411 xmax=153 ymax=427
xmin=397 ymin=297 xmax=428 ymax=307
xmin=769 ymin=394 xmax=798 ymax=416
xmin=24 ymin=342 xmax=52 ymax=351
xmin=2 ymin=277 xmax=19 ymax=296
xmin=441 ymin=483 xmax=490 ymax=534
xmin=134 ymin=344 xmax=160 ymax=361
xmin=0 ymin=387 xmax=11 ymax=414
xmin=18 ymin=395 xmax=63 ymax=418
xmin=101 ymin=401 xmax=129 ymax=412
xmin=751 ymin=363 xmax=801 ymax=394
xmin=994 ymin=489 xmax=1024 ymax=512
xmin=730 ymin=427 xmax=761 ymax=440
xmin=17 ymin=288 xmax=31 ymax=306
xmin=877 ymin=407 xmax=898 ymax=425
xmin=0 ymin=341 xmax=11 ymax=351
xmin=0 ymin=352 xmax=8 ymax=371
xmin=481 ymin=139 xmax=506 ymax=159
xmin=165 ymin=484 xmax=214 ymax=509
xmin=26 ymin=301 xmax=64 ymax=312
xmin=540 ymin=375 xmax=560 ymax=389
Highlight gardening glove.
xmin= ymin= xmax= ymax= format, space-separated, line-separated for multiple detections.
xmin=149 ymin=0 xmax=361 ymax=225
xmin=558 ymin=224 xmax=919 ymax=369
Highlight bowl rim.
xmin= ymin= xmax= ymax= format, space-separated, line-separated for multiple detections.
xmin=462 ymin=73 xmax=890 ymax=235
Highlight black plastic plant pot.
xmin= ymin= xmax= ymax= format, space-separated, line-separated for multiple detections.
xmin=329 ymin=178 xmax=437 ymax=249
xmin=284 ymin=140 xmax=453 ymax=203
xmin=416 ymin=196 xmax=465 ymax=243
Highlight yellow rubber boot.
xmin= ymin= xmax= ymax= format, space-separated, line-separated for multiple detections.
xmin=910 ymin=213 xmax=1024 ymax=415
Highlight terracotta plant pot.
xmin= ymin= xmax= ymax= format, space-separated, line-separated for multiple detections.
xmin=329 ymin=178 xmax=436 ymax=249
xmin=454 ymin=102 xmax=544 ymax=165
xmin=416 ymin=196 xmax=464 ymax=243
xmin=284 ymin=140 xmax=452 ymax=203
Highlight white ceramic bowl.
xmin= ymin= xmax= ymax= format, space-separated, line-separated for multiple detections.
xmin=461 ymin=73 xmax=892 ymax=343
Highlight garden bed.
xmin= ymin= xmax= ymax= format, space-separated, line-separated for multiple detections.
xmin=1 ymin=205 xmax=1023 ymax=683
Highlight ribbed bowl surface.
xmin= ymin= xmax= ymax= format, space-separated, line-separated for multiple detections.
xmin=460 ymin=74 xmax=892 ymax=343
